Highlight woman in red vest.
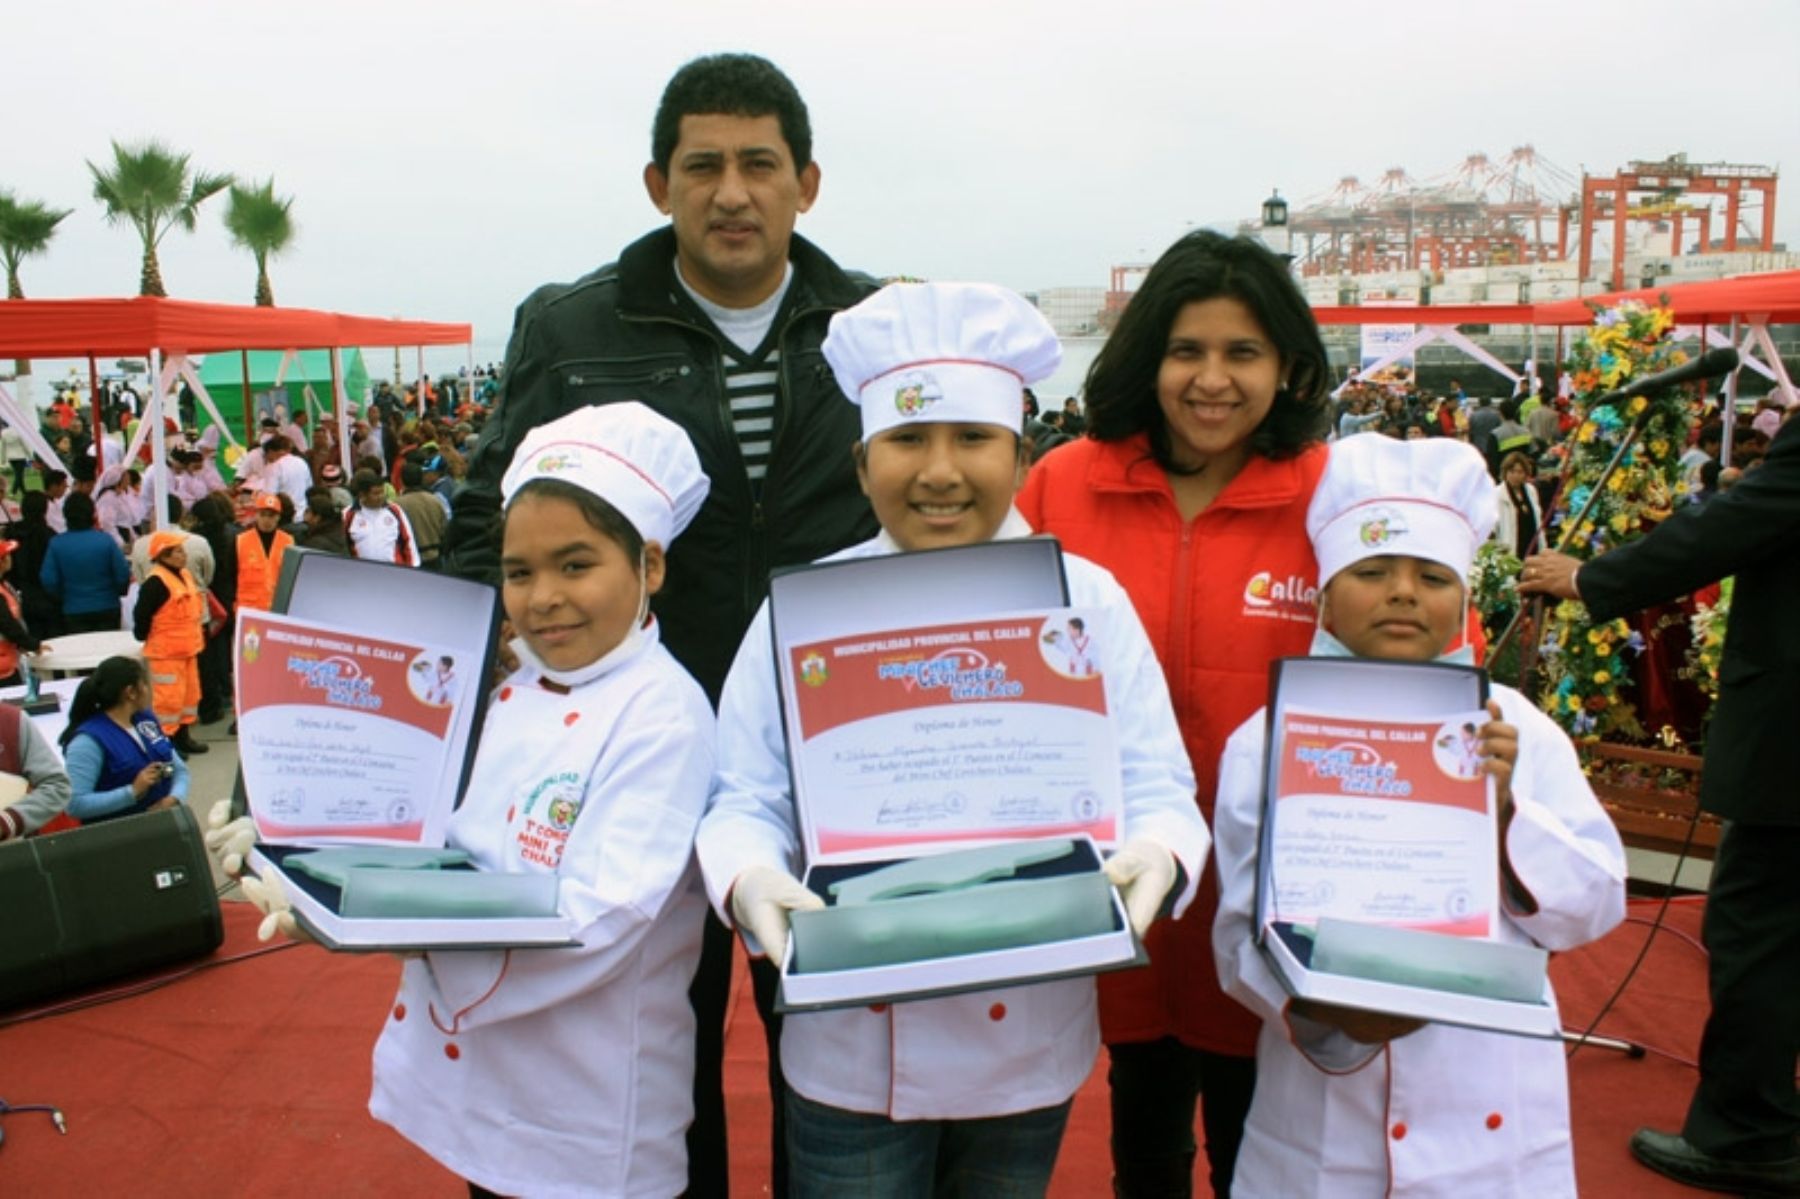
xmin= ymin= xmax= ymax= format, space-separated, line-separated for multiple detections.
xmin=1017 ymin=230 xmax=1332 ymax=1198
xmin=133 ymin=531 xmax=208 ymax=756
xmin=235 ymin=492 xmax=292 ymax=614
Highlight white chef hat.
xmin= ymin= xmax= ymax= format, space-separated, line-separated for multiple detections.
xmin=1307 ymin=436 xmax=1498 ymax=589
xmin=822 ymin=282 xmax=1063 ymax=441
xmin=501 ymin=402 xmax=709 ymax=548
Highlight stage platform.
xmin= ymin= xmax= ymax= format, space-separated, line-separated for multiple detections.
xmin=0 ymin=894 xmax=1714 ymax=1196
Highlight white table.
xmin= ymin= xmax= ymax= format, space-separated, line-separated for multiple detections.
xmin=28 ymin=630 xmax=143 ymax=676
xmin=0 ymin=676 xmax=88 ymax=759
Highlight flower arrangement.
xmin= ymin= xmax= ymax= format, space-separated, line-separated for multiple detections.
xmin=1681 ymin=577 xmax=1733 ymax=714
xmin=1537 ymin=298 xmax=1697 ymax=741
xmin=1471 ymin=540 xmax=1525 ymax=682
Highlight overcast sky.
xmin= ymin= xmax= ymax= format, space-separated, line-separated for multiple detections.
xmin=9 ymin=0 xmax=1799 ymax=374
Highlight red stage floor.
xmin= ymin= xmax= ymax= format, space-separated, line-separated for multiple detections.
xmin=0 ymin=898 xmax=1713 ymax=1196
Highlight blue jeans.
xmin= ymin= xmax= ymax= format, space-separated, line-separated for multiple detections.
xmin=785 ymin=1086 xmax=1072 ymax=1198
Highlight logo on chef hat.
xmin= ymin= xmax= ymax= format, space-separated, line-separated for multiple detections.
xmin=1358 ymin=507 xmax=1410 ymax=548
xmin=534 ymin=450 xmax=582 ymax=474
xmin=799 ymin=652 xmax=828 ymax=688
xmin=893 ymin=371 xmax=943 ymax=419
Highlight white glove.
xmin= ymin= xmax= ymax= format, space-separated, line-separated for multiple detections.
xmin=239 ymin=870 xmax=310 ymax=943
xmin=204 ymin=799 xmax=257 ymax=878
xmin=729 ymin=865 xmax=824 ymax=965
xmin=1103 ymin=839 xmax=1178 ymax=937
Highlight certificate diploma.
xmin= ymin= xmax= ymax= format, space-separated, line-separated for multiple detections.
xmin=1268 ymin=707 xmax=1497 ymax=938
xmin=780 ymin=608 xmax=1121 ymax=862
xmin=235 ymin=609 xmax=475 ymax=846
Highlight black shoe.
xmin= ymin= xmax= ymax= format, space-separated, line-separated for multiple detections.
xmin=1629 ymin=1128 xmax=1800 ymax=1196
xmin=174 ymin=730 xmax=210 ymax=756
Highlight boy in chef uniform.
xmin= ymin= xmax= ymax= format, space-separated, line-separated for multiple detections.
xmin=698 ymin=282 xmax=1212 ymax=1196
xmin=1211 ymin=435 xmax=1627 ymax=1198
xmin=363 ymin=403 xmax=715 ymax=1197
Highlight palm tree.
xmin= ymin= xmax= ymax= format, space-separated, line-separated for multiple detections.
xmin=0 ymin=190 xmax=74 ymax=381
xmin=86 ymin=139 xmax=230 ymax=297
xmin=223 ymin=178 xmax=295 ymax=307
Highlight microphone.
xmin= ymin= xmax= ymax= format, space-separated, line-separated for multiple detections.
xmin=1599 ymin=346 xmax=1740 ymax=404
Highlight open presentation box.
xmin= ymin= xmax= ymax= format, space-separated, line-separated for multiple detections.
xmin=766 ymin=538 xmax=1142 ymax=1013
xmin=1254 ymin=655 xmax=1557 ymax=1038
xmin=239 ymin=550 xmax=574 ymax=951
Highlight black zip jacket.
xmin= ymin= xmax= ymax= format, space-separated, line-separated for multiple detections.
xmin=442 ymin=227 xmax=880 ymax=703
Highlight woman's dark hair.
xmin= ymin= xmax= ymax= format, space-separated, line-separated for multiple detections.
xmin=191 ymin=493 xmax=232 ymax=527
xmin=60 ymin=491 xmax=96 ymax=531
xmin=19 ymin=491 xmax=48 ymax=523
xmin=60 ymin=655 xmax=148 ymax=748
xmin=303 ymin=487 xmax=339 ymax=522
xmin=1083 ymin=230 xmax=1330 ymax=468
xmin=505 ymin=478 xmax=645 ymax=564
xmin=651 ymin=53 xmax=812 ymax=173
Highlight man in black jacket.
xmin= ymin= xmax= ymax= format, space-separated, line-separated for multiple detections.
xmin=441 ymin=52 xmax=878 ymax=1197
xmin=1522 ymin=418 xmax=1800 ymax=1196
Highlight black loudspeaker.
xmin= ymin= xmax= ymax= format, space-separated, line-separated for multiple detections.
xmin=0 ymin=805 xmax=224 ymax=1009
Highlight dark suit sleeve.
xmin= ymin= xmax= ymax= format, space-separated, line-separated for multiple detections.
xmin=1580 ymin=418 xmax=1800 ymax=621
xmin=441 ymin=297 xmax=545 ymax=586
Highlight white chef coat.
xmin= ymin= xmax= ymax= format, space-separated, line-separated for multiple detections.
xmin=370 ymin=621 xmax=715 ymax=1199
xmin=1212 ymin=682 xmax=1626 ymax=1198
xmin=697 ymin=511 xmax=1211 ymax=1121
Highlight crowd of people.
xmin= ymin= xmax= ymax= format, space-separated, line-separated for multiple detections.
xmin=1328 ymin=364 xmax=1794 ymax=561
xmin=5 ymin=48 xmax=1794 ymax=1199
xmin=0 ymin=369 xmax=496 ymax=759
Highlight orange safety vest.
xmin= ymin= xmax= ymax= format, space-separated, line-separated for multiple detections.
xmin=144 ymin=564 xmax=205 ymax=660
xmin=236 ymin=527 xmax=292 ymax=614
xmin=0 ymin=584 xmax=22 ymax=678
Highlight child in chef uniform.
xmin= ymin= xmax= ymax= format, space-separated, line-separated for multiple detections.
xmin=697 ymin=282 xmax=1212 ymax=1197
xmin=1210 ymin=435 xmax=1627 ymax=1198
xmin=351 ymin=403 xmax=712 ymax=1198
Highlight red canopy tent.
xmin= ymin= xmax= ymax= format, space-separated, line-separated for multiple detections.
xmin=0 ymin=296 xmax=470 ymax=358
xmin=1531 ymin=270 xmax=1800 ymax=326
xmin=1303 ymin=273 xmax=1800 ymax=401
xmin=0 ymin=296 xmax=472 ymax=529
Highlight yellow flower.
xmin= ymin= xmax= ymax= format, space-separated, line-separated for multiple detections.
xmin=1594 ymin=671 xmax=1611 ymax=684
xmin=1577 ymin=422 xmax=1597 ymax=443
xmin=1587 ymin=629 xmax=1601 ymax=644
xmin=1650 ymin=439 xmax=1670 ymax=456
xmin=1609 ymin=473 xmax=1627 ymax=491
xmin=1611 ymin=513 xmax=1631 ymax=534
xmin=1629 ymin=396 xmax=1648 ymax=415
xmin=1578 ymin=521 xmax=1594 ymax=537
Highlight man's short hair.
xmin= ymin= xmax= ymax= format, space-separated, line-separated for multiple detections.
xmin=651 ymin=53 xmax=812 ymax=173
xmin=351 ymin=469 xmax=384 ymax=497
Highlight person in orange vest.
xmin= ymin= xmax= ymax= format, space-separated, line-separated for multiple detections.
xmin=132 ymin=530 xmax=209 ymax=756
xmin=236 ymin=492 xmax=292 ymax=614
xmin=0 ymin=537 xmax=48 ymax=686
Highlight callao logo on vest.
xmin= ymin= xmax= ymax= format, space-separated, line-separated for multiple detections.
xmin=1241 ymin=569 xmax=1318 ymax=624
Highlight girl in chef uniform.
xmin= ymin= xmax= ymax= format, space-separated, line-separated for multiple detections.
xmin=366 ymin=402 xmax=717 ymax=1199
xmin=1210 ymin=435 xmax=1627 ymax=1198
xmin=697 ymin=282 xmax=1212 ymax=1197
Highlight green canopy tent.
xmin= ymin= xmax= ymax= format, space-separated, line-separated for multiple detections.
xmin=197 ymin=348 xmax=369 ymax=451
